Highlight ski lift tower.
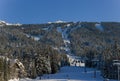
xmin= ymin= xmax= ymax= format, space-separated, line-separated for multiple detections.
xmin=113 ymin=60 xmax=120 ymax=81
xmin=92 ymin=58 xmax=99 ymax=78
xmin=83 ymin=57 xmax=88 ymax=73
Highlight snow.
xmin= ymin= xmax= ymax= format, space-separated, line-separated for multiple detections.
xmin=57 ymin=27 xmax=70 ymax=43
xmin=63 ymin=40 xmax=70 ymax=44
xmin=57 ymin=26 xmax=71 ymax=53
xmin=0 ymin=20 xmax=22 ymax=26
xmin=6 ymin=22 xmax=22 ymax=26
xmin=8 ymin=78 xmax=19 ymax=81
xmin=95 ymin=23 xmax=104 ymax=31
xmin=16 ymin=59 xmax=25 ymax=69
xmin=67 ymin=55 xmax=85 ymax=67
xmin=0 ymin=20 xmax=5 ymax=22
xmin=0 ymin=56 xmax=10 ymax=61
xmin=67 ymin=24 xmax=71 ymax=27
xmin=47 ymin=20 xmax=65 ymax=24
xmin=0 ymin=20 xmax=6 ymax=26
xmin=32 ymin=36 xmax=40 ymax=41
xmin=25 ymin=34 xmax=42 ymax=41
xmin=20 ymin=66 xmax=117 ymax=81
xmin=19 ymin=22 xmax=117 ymax=81
xmin=20 ymin=23 xmax=115 ymax=81
xmin=25 ymin=34 xmax=30 ymax=38
xmin=62 ymin=28 xmax=68 ymax=39
xmin=48 ymin=22 xmax=52 ymax=24
xmin=57 ymin=27 xmax=62 ymax=33
xmin=60 ymin=47 xmax=70 ymax=52
xmin=0 ymin=20 xmax=6 ymax=24
xmin=70 ymin=25 xmax=81 ymax=32
xmin=14 ymin=23 xmax=22 ymax=26
xmin=9 ymin=59 xmax=25 ymax=71
xmin=6 ymin=23 xmax=13 ymax=25
xmin=55 ymin=20 xmax=65 ymax=23
xmin=42 ymin=27 xmax=49 ymax=31
xmin=56 ymin=25 xmax=85 ymax=67
xmin=52 ymin=47 xmax=59 ymax=50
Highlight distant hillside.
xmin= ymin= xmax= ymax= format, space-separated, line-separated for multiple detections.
xmin=18 ymin=22 xmax=120 ymax=61
xmin=0 ymin=21 xmax=120 ymax=80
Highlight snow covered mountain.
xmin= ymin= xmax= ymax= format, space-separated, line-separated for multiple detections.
xmin=19 ymin=66 xmax=103 ymax=81
xmin=0 ymin=20 xmax=22 ymax=26
xmin=0 ymin=21 xmax=120 ymax=81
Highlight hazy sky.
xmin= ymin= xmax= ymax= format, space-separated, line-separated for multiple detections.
xmin=0 ymin=0 xmax=120 ymax=24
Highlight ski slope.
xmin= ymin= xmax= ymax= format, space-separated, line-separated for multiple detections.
xmin=20 ymin=66 xmax=117 ymax=81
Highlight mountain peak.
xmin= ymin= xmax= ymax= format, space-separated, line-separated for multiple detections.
xmin=55 ymin=20 xmax=65 ymax=23
xmin=0 ymin=20 xmax=22 ymax=26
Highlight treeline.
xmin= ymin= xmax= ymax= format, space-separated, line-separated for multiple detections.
xmin=0 ymin=25 xmax=68 ymax=81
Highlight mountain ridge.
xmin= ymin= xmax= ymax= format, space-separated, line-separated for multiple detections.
xmin=0 ymin=21 xmax=120 ymax=81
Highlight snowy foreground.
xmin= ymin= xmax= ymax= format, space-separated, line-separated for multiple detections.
xmin=19 ymin=66 xmax=117 ymax=81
